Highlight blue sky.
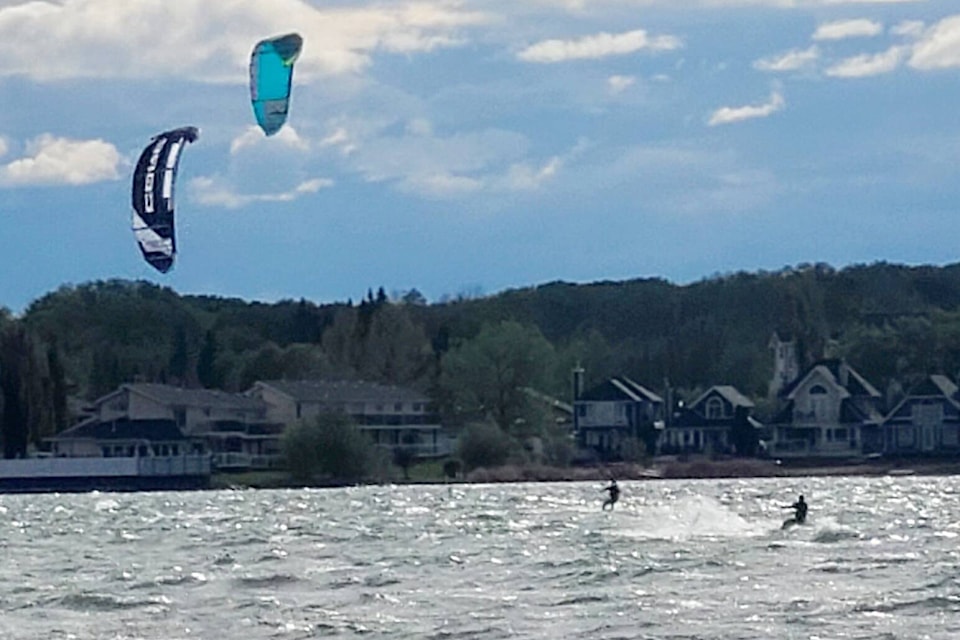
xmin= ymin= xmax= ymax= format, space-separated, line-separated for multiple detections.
xmin=1 ymin=0 xmax=959 ymax=313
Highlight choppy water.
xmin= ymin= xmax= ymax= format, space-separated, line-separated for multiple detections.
xmin=2 ymin=476 xmax=960 ymax=639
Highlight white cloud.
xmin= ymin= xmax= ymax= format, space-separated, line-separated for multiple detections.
xmin=909 ymin=15 xmax=960 ymax=70
xmin=530 ymin=0 xmax=920 ymax=8
xmin=813 ymin=18 xmax=883 ymax=41
xmin=754 ymin=45 xmax=820 ymax=71
xmin=502 ymin=156 xmax=563 ymax=190
xmin=347 ymin=126 xmax=529 ymax=193
xmin=517 ymin=29 xmax=681 ymax=63
xmin=825 ymin=46 xmax=904 ymax=77
xmin=0 ymin=0 xmax=489 ymax=81
xmin=891 ymin=20 xmax=925 ymax=38
xmin=229 ymin=125 xmax=309 ymax=155
xmin=0 ymin=136 xmax=7 ymax=159
xmin=403 ymin=173 xmax=483 ymax=197
xmin=607 ymin=74 xmax=636 ymax=94
xmin=0 ymin=134 xmax=121 ymax=186
xmin=319 ymin=127 xmax=357 ymax=155
xmin=708 ymin=91 xmax=785 ymax=126
xmin=191 ymin=175 xmax=332 ymax=209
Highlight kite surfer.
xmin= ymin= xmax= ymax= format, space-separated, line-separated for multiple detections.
xmin=781 ymin=494 xmax=807 ymax=528
xmin=602 ymin=479 xmax=620 ymax=511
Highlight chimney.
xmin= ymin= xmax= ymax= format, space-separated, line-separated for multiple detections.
xmin=572 ymin=364 xmax=585 ymax=402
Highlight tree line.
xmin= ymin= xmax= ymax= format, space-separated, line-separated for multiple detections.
xmin=5 ymin=261 xmax=960 ymax=458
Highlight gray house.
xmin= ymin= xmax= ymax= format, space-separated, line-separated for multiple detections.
xmin=247 ymin=379 xmax=448 ymax=457
xmin=767 ymin=359 xmax=884 ymax=459
xmin=664 ymin=385 xmax=762 ymax=456
xmin=61 ymin=383 xmax=283 ymax=470
xmin=882 ymin=375 xmax=960 ymax=456
xmin=574 ymin=376 xmax=664 ymax=460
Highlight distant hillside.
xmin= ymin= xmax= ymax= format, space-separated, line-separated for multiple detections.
xmin=9 ymin=261 xmax=960 ymax=407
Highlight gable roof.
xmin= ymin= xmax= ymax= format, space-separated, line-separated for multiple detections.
xmin=782 ymin=359 xmax=881 ymax=400
xmin=914 ymin=374 xmax=959 ymax=399
xmin=578 ymin=376 xmax=663 ymax=404
xmin=690 ymin=385 xmax=755 ymax=410
xmin=254 ymin=379 xmax=430 ymax=405
xmin=124 ymin=383 xmax=266 ymax=412
xmin=883 ymin=374 xmax=960 ymax=422
xmin=52 ymin=418 xmax=188 ymax=442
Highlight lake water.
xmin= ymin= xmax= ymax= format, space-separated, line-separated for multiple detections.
xmin=1 ymin=475 xmax=959 ymax=639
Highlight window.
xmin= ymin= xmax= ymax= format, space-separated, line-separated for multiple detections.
xmin=705 ymin=397 xmax=725 ymax=420
xmin=395 ymin=403 xmax=403 ymax=412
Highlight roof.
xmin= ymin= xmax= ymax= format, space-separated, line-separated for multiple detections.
xmin=578 ymin=376 xmax=663 ymax=404
xmin=782 ymin=359 xmax=881 ymax=400
xmin=690 ymin=385 xmax=755 ymax=410
xmin=52 ymin=418 xmax=188 ymax=442
xmin=883 ymin=374 xmax=960 ymax=423
xmin=254 ymin=379 xmax=431 ymax=404
xmin=124 ymin=383 xmax=266 ymax=412
xmin=523 ymin=387 xmax=574 ymax=415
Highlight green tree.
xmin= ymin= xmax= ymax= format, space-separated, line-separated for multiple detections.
xmin=455 ymin=422 xmax=514 ymax=471
xmin=281 ymin=413 xmax=374 ymax=483
xmin=197 ymin=330 xmax=220 ymax=388
xmin=440 ymin=320 xmax=557 ymax=433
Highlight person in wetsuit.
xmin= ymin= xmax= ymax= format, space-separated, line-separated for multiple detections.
xmin=602 ymin=479 xmax=620 ymax=511
xmin=783 ymin=494 xmax=808 ymax=524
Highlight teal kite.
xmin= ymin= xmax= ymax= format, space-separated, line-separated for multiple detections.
xmin=249 ymin=33 xmax=303 ymax=136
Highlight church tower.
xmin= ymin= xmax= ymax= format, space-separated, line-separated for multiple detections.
xmin=768 ymin=331 xmax=799 ymax=400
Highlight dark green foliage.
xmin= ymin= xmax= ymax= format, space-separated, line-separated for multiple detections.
xmin=440 ymin=320 xmax=557 ymax=432
xmin=196 ymin=330 xmax=220 ymax=389
xmin=281 ymin=413 xmax=374 ymax=483
xmin=11 ymin=262 xmax=960 ymax=433
xmin=442 ymin=458 xmax=462 ymax=479
xmin=456 ymin=422 xmax=514 ymax=471
xmin=0 ymin=323 xmax=66 ymax=457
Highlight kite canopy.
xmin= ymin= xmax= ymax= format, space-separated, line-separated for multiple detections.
xmin=250 ymin=33 xmax=303 ymax=136
xmin=131 ymin=126 xmax=199 ymax=273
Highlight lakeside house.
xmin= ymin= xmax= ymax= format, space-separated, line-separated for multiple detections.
xmin=573 ymin=376 xmax=664 ymax=460
xmin=664 ymin=385 xmax=763 ymax=456
xmin=766 ymin=359 xmax=885 ymax=459
xmin=882 ymin=375 xmax=960 ymax=456
xmin=55 ymin=383 xmax=283 ymax=471
xmin=246 ymin=379 xmax=450 ymax=458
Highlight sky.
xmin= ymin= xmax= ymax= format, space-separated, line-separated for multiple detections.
xmin=1 ymin=0 xmax=959 ymax=314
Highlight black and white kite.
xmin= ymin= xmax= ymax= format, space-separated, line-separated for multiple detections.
xmin=131 ymin=126 xmax=199 ymax=273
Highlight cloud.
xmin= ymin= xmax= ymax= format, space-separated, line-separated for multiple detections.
xmin=500 ymin=157 xmax=563 ymax=191
xmin=708 ymin=91 xmax=785 ymax=126
xmin=230 ymin=125 xmax=309 ymax=155
xmin=813 ymin=18 xmax=883 ymax=41
xmin=0 ymin=136 xmax=7 ymax=159
xmin=0 ymin=0 xmax=489 ymax=81
xmin=754 ymin=45 xmax=820 ymax=71
xmin=0 ymin=134 xmax=121 ymax=186
xmin=345 ymin=123 xmax=530 ymax=194
xmin=517 ymin=29 xmax=681 ymax=63
xmin=909 ymin=15 xmax=960 ymax=70
xmin=607 ymin=74 xmax=636 ymax=94
xmin=891 ymin=20 xmax=925 ymax=38
xmin=825 ymin=46 xmax=904 ymax=77
xmin=402 ymin=173 xmax=483 ymax=197
xmin=191 ymin=175 xmax=332 ymax=209
xmin=529 ymin=0 xmax=921 ymax=8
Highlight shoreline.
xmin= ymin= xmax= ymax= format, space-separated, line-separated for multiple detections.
xmin=214 ymin=457 xmax=960 ymax=490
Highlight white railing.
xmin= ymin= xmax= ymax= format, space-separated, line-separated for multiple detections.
xmin=0 ymin=455 xmax=210 ymax=479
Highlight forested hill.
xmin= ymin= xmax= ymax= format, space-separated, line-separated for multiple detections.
xmin=7 ymin=261 xmax=960 ymax=412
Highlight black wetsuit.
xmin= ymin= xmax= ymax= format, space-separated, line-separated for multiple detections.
xmin=792 ymin=499 xmax=808 ymax=524
xmin=602 ymin=482 xmax=620 ymax=510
